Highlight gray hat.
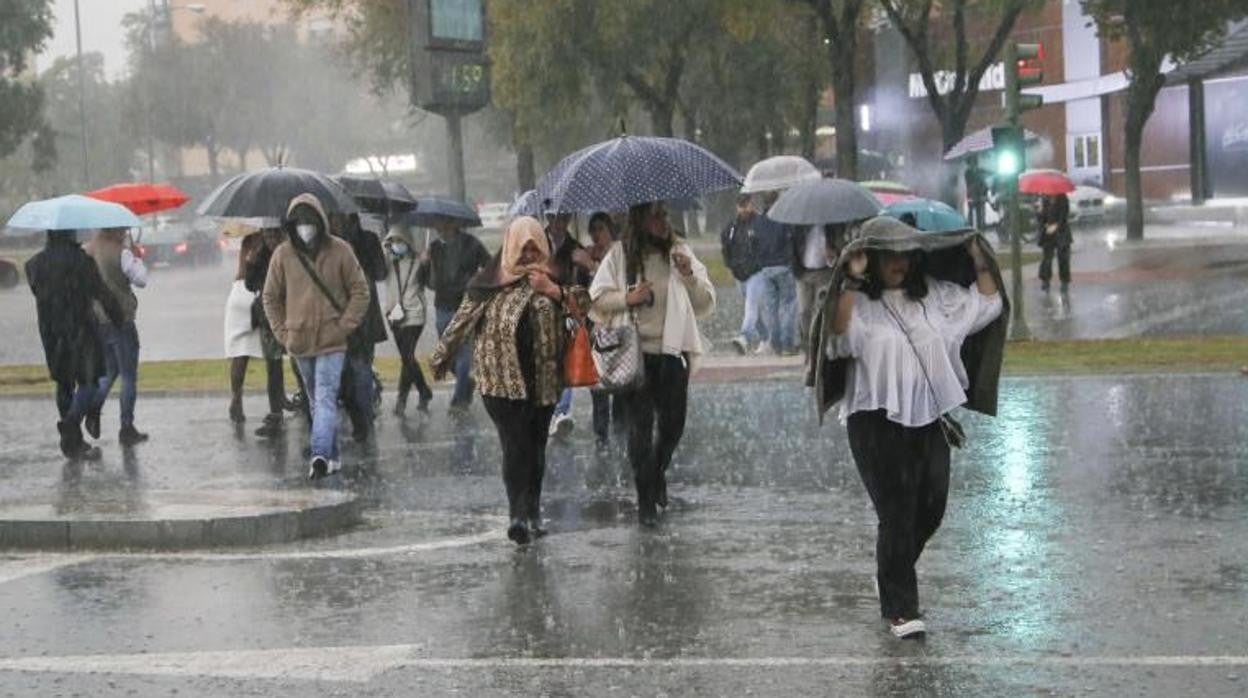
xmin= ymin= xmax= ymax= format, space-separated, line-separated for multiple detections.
xmin=847 ymin=216 xmax=975 ymax=254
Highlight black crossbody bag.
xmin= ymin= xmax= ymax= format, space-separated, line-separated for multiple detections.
xmin=293 ymin=248 xmax=345 ymax=314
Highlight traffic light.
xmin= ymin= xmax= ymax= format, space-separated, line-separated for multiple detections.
xmin=992 ymin=125 xmax=1025 ymax=179
xmin=1004 ymin=42 xmax=1044 ymax=119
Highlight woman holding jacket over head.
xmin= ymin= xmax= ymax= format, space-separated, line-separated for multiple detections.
xmin=589 ymin=201 xmax=716 ymax=528
xmin=430 ymin=216 xmax=588 ymax=546
xmin=813 ymin=216 xmax=1007 ymax=640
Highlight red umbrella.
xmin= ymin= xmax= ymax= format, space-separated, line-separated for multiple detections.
xmin=1018 ymin=169 xmax=1075 ymax=196
xmin=86 ymin=182 xmax=190 ymax=215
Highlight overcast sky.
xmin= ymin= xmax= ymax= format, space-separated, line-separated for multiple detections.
xmin=39 ymin=0 xmax=148 ymax=79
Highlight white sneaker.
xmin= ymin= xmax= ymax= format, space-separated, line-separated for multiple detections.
xmin=753 ymin=340 xmax=773 ymax=356
xmin=327 ymin=458 xmax=342 ymax=475
xmin=307 ymin=456 xmax=328 ymax=480
xmin=548 ymin=414 xmax=574 ymax=439
xmin=889 ymin=618 xmax=926 ymax=639
xmin=730 ymin=336 xmax=749 ymax=355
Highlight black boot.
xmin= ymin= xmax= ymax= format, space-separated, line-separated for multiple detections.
xmin=393 ymin=392 xmax=408 ymax=417
xmin=507 ymin=518 xmax=531 ymax=545
xmin=636 ymin=478 xmax=659 ymax=528
xmin=118 ymin=425 xmax=149 ymax=446
xmin=84 ymin=410 xmax=101 ymax=440
xmin=254 ymin=413 xmax=284 ymax=438
xmin=57 ymin=421 xmax=100 ymax=461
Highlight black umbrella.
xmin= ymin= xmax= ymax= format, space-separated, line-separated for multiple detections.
xmin=334 ymin=175 xmax=418 ymax=214
xmin=197 ymin=167 xmax=360 ymax=220
xmin=404 ymin=196 xmax=482 ymax=228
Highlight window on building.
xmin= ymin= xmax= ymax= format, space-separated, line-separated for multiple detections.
xmin=1072 ymin=133 xmax=1100 ymax=170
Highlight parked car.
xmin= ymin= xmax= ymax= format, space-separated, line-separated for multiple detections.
xmin=136 ymin=219 xmax=224 ymax=268
xmin=478 ymin=202 xmax=510 ymax=231
xmin=1069 ymin=185 xmax=1109 ymax=223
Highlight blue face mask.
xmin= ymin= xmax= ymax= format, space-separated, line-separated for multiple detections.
xmin=390 ymin=242 xmax=408 ymax=257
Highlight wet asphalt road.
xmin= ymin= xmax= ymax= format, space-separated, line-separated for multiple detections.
xmin=1 ymin=374 xmax=1247 ymax=695
xmin=3 ymin=228 xmax=1248 ymax=365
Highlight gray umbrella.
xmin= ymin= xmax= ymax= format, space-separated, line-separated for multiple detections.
xmin=767 ymin=178 xmax=882 ymax=226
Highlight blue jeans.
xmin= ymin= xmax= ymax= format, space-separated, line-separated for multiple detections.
xmin=754 ymin=266 xmax=797 ymax=350
xmin=554 ymin=388 xmax=573 ymax=417
xmin=436 ymin=307 xmax=475 ymax=406
xmin=92 ymin=321 xmax=140 ymax=428
xmin=295 ymin=352 xmax=346 ymax=461
xmin=737 ymin=277 xmax=767 ymax=344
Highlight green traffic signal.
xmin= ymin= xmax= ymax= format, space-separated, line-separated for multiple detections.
xmin=992 ymin=125 xmax=1025 ymax=178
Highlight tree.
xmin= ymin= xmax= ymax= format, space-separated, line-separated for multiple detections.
xmin=802 ymin=0 xmax=867 ymax=179
xmin=878 ymin=0 xmax=1041 ymax=199
xmin=1082 ymin=0 xmax=1248 ymax=240
xmin=0 ymin=0 xmax=54 ymax=160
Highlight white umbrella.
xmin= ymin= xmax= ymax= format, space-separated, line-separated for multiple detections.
xmin=740 ymin=155 xmax=821 ymax=194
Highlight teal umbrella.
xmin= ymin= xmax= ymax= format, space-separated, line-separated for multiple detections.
xmin=882 ymin=198 xmax=968 ymax=232
xmin=6 ymin=194 xmax=143 ymax=233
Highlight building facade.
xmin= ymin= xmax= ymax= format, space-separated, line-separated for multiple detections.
xmin=861 ymin=0 xmax=1248 ymax=203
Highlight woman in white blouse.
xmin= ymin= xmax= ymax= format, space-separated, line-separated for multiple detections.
xmin=826 ymin=217 xmax=1003 ymax=640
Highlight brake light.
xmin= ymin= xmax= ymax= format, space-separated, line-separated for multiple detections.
xmin=174 ymin=242 xmax=189 ymax=254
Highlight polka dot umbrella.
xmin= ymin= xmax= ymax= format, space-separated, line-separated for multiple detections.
xmin=535 ymin=136 xmax=743 ymax=213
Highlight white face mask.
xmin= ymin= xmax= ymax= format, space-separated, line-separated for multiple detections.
xmin=296 ymin=224 xmax=318 ymax=244
xmin=390 ymin=242 xmax=409 ymax=257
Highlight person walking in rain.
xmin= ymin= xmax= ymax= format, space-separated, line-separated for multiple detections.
xmin=419 ymin=214 xmax=492 ymax=415
xmin=584 ymin=212 xmax=624 ymax=450
xmin=26 ymin=229 xmax=126 ymax=460
xmin=430 ymin=216 xmax=586 ymax=545
xmin=334 ymin=213 xmax=388 ymax=443
xmin=1036 ymin=193 xmax=1072 ymax=293
xmin=815 ymin=216 xmax=1005 ymax=639
xmin=546 ymin=210 xmax=596 ymax=439
xmin=722 ymin=194 xmax=765 ymax=355
xmin=791 ymin=221 xmax=849 ymax=352
xmin=262 ymin=194 xmax=370 ymax=480
xmin=383 ymin=222 xmax=434 ymax=416
xmin=83 ymin=227 xmax=149 ymax=446
xmin=590 ymin=201 xmax=715 ymax=527
xmin=244 ymin=228 xmax=296 ymax=437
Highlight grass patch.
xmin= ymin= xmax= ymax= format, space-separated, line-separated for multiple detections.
xmin=1002 ymin=336 xmax=1248 ymax=374
xmin=0 ymin=336 xmax=1244 ymax=396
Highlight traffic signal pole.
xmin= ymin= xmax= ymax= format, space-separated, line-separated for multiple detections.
xmin=999 ymin=41 xmax=1044 ymax=341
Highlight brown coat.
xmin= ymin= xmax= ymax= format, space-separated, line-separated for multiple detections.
xmin=262 ymin=234 xmax=370 ymax=358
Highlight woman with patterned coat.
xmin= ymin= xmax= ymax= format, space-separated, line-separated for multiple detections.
xmin=430 ymin=216 xmax=588 ymax=545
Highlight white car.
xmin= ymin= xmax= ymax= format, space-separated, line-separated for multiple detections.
xmin=478 ymin=202 xmax=510 ymax=231
xmin=1069 ymin=185 xmax=1109 ymax=222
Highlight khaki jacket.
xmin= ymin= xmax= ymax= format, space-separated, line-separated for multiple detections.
xmin=263 ymin=232 xmax=370 ymax=358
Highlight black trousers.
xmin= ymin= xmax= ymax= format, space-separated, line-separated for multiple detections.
xmin=392 ymin=324 xmax=433 ymax=402
xmin=483 ymin=396 xmax=556 ymax=522
xmin=1039 ymin=244 xmax=1071 ymax=285
xmin=846 ymin=409 xmax=951 ymax=620
xmin=620 ymin=354 xmax=690 ymax=508
xmin=590 ymin=390 xmax=624 ymax=442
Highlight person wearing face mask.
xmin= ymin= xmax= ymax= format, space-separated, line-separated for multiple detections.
xmin=430 ymin=216 xmax=588 ymax=545
xmin=383 ymin=223 xmax=433 ymax=416
xmin=262 ymin=194 xmax=370 ymax=480
xmin=590 ymin=201 xmax=716 ymax=527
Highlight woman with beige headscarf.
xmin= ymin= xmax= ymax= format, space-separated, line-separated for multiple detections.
xmin=431 ymin=216 xmax=588 ymax=545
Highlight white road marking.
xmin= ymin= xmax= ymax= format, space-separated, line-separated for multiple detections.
xmin=1 ymin=646 xmax=1247 ymax=683
xmin=134 ymin=529 xmax=503 ymax=562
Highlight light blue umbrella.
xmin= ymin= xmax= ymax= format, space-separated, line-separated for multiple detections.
xmin=882 ymin=198 xmax=968 ymax=232
xmin=6 ymin=194 xmax=143 ymax=232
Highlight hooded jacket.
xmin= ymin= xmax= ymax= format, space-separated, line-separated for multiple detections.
xmin=262 ymin=194 xmax=370 ymax=358
xmin=383 ymin=226 xmax=427 ymax=328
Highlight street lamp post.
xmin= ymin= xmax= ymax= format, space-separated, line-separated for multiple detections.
xmin=73 ymin=0 xmax=89 ymax=186
xmin=143 ymin=1 xmax=205 ymax=182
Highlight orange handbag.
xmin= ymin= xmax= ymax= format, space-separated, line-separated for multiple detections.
xmin=563 ymin=296 xmax=599 ymax=388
